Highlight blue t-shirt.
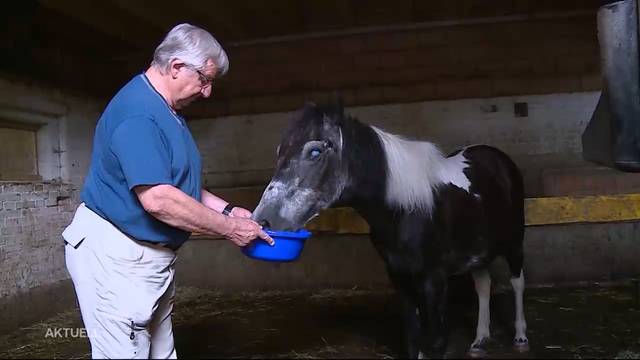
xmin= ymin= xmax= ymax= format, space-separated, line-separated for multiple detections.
xmin=81 ymin=73 xmax=202 ymax=248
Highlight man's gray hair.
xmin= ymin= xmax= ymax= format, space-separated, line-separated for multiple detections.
xmin=152 ymin=23 xmax=229 ymax=77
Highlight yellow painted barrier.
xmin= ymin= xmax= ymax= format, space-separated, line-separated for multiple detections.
xmin=524 ymin=194 xmax=640 ymax=226
xmin=305 ymin=193 xmax=640 ymax=233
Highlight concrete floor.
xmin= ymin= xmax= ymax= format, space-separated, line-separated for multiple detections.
xmin=0 ymin=283 xmax=639 ymax=359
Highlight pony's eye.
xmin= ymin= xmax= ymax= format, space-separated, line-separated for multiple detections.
xmin=309 ymin=148 xmax=322 ymax=158
xmin=303 ymin=140 xmax=327 ymax=160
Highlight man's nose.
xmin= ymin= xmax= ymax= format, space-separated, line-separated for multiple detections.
xmin=201 ymin=85 xmax=212 ymax=98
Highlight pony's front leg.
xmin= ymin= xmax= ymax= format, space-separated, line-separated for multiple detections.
xmin=421 ymin=271 xmax=449 ymax=358
xmin=399 ymin=292 xmax=422 ymax=359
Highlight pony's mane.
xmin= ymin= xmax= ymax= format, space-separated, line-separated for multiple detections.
xmin=286 ymin=102 xmax=472 ymax=214
xmin=370 ymin=126 xmax=471 ymax=214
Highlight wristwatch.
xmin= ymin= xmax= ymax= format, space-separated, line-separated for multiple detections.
xmin=222 ymin=203 xmax=235 ymax=216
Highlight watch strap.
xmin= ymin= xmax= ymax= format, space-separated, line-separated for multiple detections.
xmin=222 ymin=203 xmax=235 ymax=216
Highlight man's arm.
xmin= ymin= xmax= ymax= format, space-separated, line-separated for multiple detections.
xmin=201 ymin=188 xmax=230 ymax=214
xmin=134 ymin=184 xmax=273 ymax=246
xmin=201 ymin=188 xmax=253 ymax=219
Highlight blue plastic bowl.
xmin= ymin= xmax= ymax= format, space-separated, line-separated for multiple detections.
xmin=241 ymin=228 xmax=312 ymax=262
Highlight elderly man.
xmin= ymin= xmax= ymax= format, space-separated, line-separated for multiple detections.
xmin=62 ymin=23 xmax=273 ymax=359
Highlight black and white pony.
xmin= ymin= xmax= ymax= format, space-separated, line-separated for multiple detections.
xmin=251 ymin=100 xmax=529 ymax=358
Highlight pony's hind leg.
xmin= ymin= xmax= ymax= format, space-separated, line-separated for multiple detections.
xmin=468 ymin=268 xmax=492 ymax=358
xmin=506 ymin=250 xmax=529 ymax=352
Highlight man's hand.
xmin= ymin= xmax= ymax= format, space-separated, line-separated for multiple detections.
xmin=230 ymin=206 xmax=252 ymax=219
xmin=224 ymin=217 xmax=274 ymax=247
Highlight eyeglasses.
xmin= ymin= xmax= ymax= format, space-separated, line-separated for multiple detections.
xmin=184 ymin=65 xmax=215 ymax=87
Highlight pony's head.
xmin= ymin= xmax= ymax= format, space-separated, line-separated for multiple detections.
xmin=252 ymin=99 xmax=349 ymax=231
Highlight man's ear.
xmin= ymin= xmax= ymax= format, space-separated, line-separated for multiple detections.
xmin=169 ymin=59 xmax=184 ymax=79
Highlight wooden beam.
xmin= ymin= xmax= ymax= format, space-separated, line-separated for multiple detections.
xmin=300 ymin=0 xmax=354 ymax=33
xmin=194 ymin=0 xmax=308 ymax=42
xmin=0 ymin=2 xmax=142 ymax=99
xmin=38 ymin=0 xmax=164 ymax=49
xmin=108 ymin=0 xmax=236 ymax=41
xmin=109 ymin=0 xmax=192 ymax=29
xmin=179 ymin=0 xmax=252 ymax=41
xmin=0 ymin=120 xmax=42 ymax=132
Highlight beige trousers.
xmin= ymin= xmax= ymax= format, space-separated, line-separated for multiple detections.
xmin=63 ymin=203 xmax=178 ymax=359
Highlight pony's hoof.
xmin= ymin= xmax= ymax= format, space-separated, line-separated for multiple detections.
xmin=467 ymin=339 xmax=490 ymax=358
xmin=467 ymin=347 xmax=488 ymax=358
xmin=513 ymin=337 xmax=530 ymax=353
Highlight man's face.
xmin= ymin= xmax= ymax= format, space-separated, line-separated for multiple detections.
xmin=174 ymin=59 xmax=216 ymax=109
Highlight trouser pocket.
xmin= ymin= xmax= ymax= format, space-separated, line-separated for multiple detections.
xmin=88 ymin=310 xmax=151 ymax=359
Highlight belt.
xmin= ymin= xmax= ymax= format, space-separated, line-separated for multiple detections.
xmin=140 ymin=240 xmax=180 ymax=251
xmin=162 ymin=242 xmax=180 ymax=251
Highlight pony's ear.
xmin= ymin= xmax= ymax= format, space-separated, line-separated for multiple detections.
xmin=329 ymin=91 xmax=345 ymax=125
xmin=301 ymin=100 xmax=318 ymax=121
xmin=331 ymin=91 xmax=344 ymax=112
xmin=302 ymin=100 xmax=319 ymax=120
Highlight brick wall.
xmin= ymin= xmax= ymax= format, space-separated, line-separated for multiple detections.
xmin=186 ymin=10 xmax=601 ymax=118
xmin=0 ymin=181 xmax=78 ymax=298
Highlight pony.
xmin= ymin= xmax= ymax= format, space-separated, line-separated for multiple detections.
xmin=251 ymin=100 xmax=529 ymax=358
